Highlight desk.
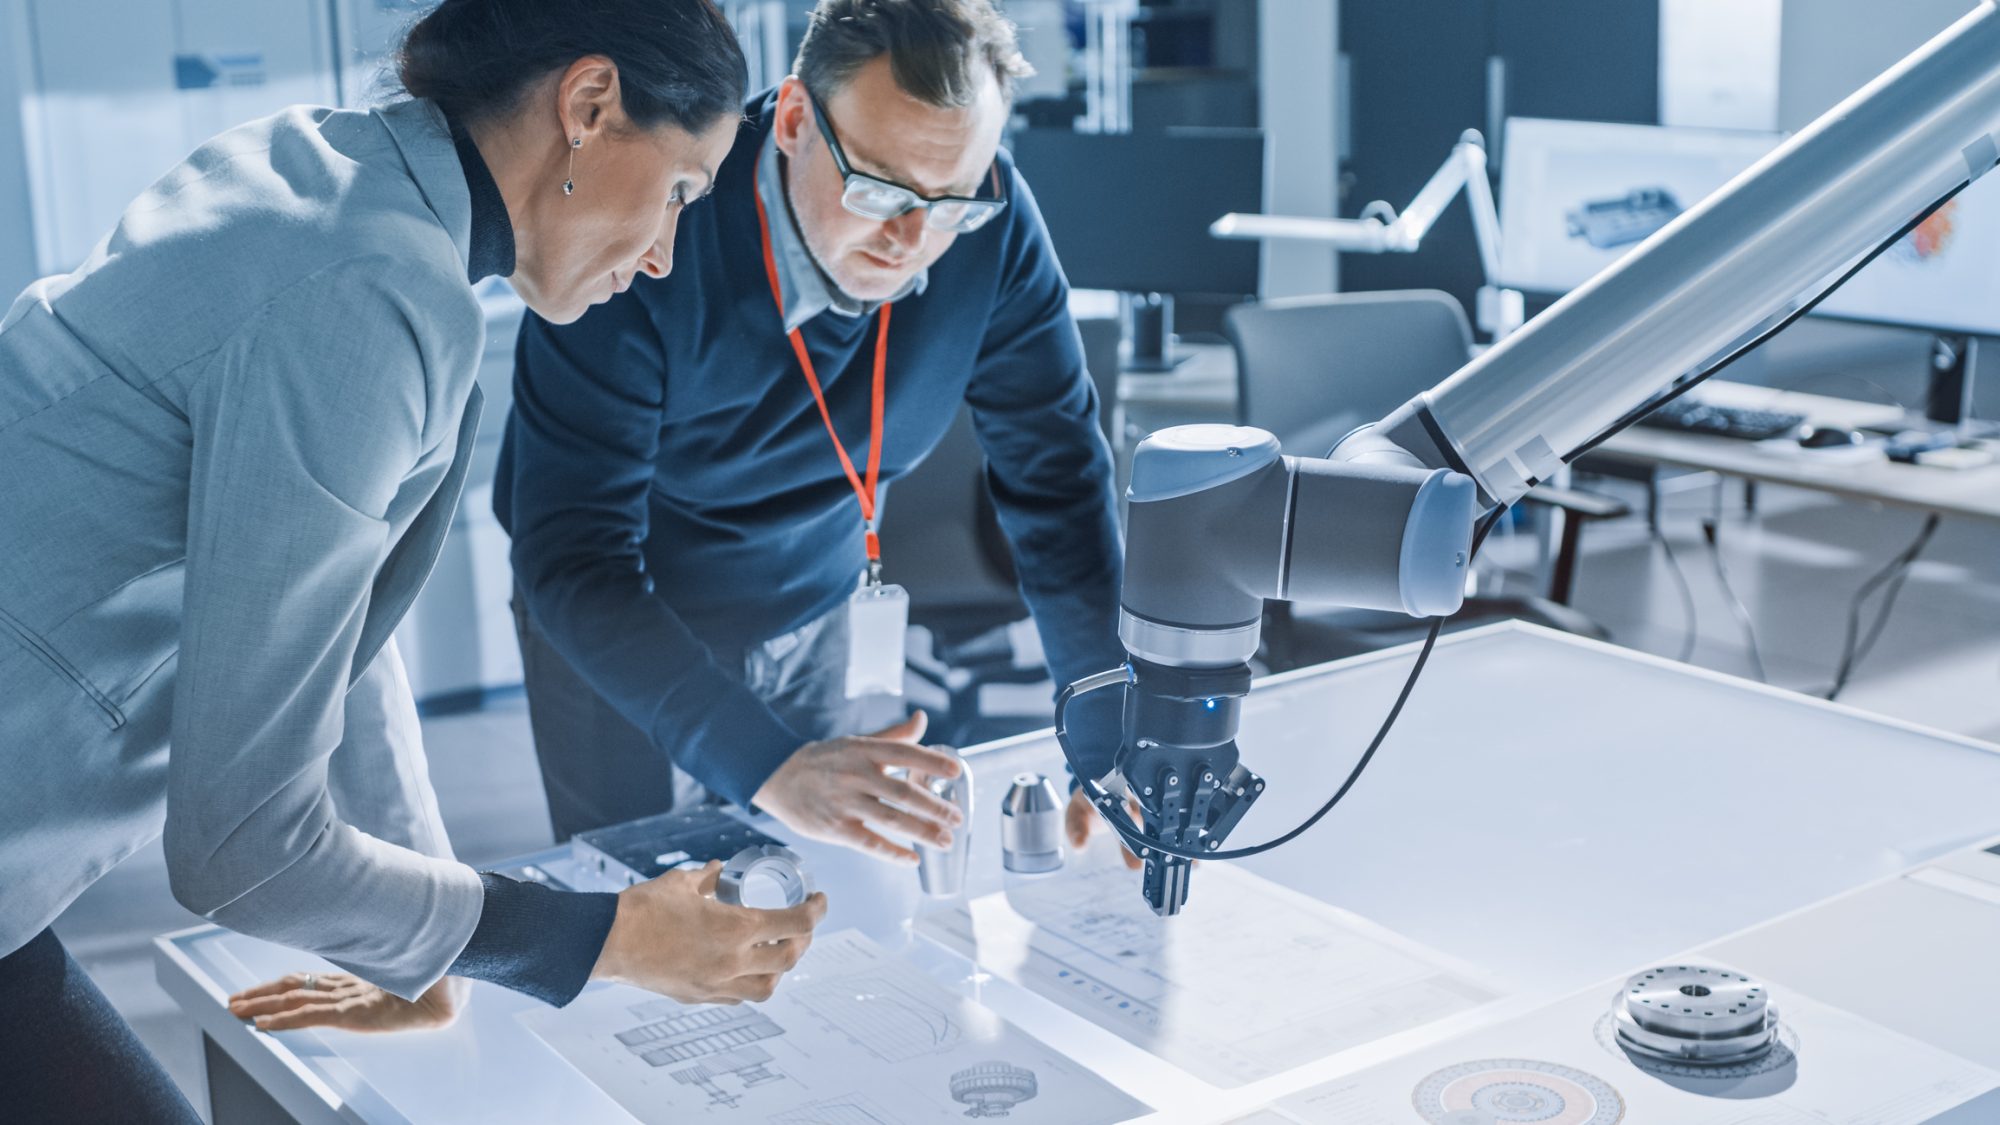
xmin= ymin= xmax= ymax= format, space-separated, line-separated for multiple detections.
xmin=1591 ymin=381 xmax=2000 ymax=524
xmin=1115 ymin=341 xmax=1240 ymax=438
xmin=159 ymin=624 xmax=2000 ymax=1123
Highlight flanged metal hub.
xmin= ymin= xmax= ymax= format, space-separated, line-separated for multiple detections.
xmin=1614 ymin=965 xmax=1778 ymax=1065
xmin=715 ymin=845 xmax=813 ymax=908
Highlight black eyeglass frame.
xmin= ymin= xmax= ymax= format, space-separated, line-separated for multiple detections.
xmin=804 ymin=87 xmax=1008 ymax=233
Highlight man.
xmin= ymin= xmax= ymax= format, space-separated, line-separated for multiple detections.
xmin=496 ymin=0 xmax=1128 ymax=865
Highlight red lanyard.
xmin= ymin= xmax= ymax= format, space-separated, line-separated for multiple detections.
xmin=753 ymin=185 xmax=891 ymax=572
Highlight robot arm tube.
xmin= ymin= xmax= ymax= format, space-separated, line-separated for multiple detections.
xmin=1344 ymin=0 xmax=2000 ymax=506
xmin=1118 ymin=427 xmax=1477 ymax=673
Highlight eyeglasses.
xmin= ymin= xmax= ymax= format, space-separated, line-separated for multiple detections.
xmin=805 ymin=88 xmax=1008 ymax=234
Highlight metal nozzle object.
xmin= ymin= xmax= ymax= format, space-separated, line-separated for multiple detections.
xmin=916 ymin=759 xmax=974 ymax=898
xmin=1613 ymin=965 xmax=1778 ymax=1066
xmin=715 ymin=845 xmax=813 ymax=908
xmin=1001 ymin=774 xmax=1065 ymax=874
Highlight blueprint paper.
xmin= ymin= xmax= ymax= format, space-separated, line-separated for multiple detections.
xmin=918 ymin=859 xmax=1503 ymax=1087
xmin=518 ymin=929 xmax=1148 ymax=1123
xmin=1260 ymin=970 xmax=2000 ymax=1124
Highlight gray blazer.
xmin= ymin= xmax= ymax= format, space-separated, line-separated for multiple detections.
xmin=0 ymin=99 xmax=489 ymax=996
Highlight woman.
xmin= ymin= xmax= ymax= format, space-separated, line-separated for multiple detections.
xmin=0 ymin=2 xmax=823 ymax=1119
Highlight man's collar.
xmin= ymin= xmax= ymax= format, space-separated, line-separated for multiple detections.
xmin=446 ymin=115 xmax=516 ymax=284
xmin=756 ymin=131 xmax=925 ymax=333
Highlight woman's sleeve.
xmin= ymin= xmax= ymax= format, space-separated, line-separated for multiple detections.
xmin=162 ymin=256 xmax=494 ymax=999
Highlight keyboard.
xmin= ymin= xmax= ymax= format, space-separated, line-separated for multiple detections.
xmin=1634 ymin=397 xmax=1807 ymax=441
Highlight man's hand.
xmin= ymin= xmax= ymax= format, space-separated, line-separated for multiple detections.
xmin=753 ymin=713 xmax=966 ymax=865
xmin=228 ymin=973 xmax=468 ymax=1034
xmin=593 ymin=860 xmax=827 ymax=1005
xmin=1065 ymin=785 xmax=1144 ymax=871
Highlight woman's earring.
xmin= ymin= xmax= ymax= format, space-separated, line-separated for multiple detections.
xmin=564 ymin=137 xmax=580 ymax=197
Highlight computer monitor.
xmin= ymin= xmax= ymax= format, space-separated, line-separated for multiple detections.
xmin=1009 ymin=128 xmax=1262 ymax=371
xmin=1809 ymin=168 xmax=2000 ymax=405
xmin=1008 ymin=127 xmax=1263 ymax=296
xmin=1501 ymin=117 xmax=2000 ymax=427
xmin=1496 ymin=117 xmax=1781 ymax=296
xmin=1803 ymin=172 xmax=2000 ymax=429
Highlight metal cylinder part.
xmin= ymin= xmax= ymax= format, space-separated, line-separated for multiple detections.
xmin=715 ymin=845 xmax=813 ymax=909
xmin=1613 ymin=965 xmax=1778 ymax=1066
xmin=916 ymin=762 xmax=974 ymax=898
xmin=1001 ymin=774 xmax=1065 ymax=874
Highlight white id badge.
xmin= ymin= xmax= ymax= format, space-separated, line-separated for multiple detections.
xmin=846 ymin=582 xmax=909 ymax=698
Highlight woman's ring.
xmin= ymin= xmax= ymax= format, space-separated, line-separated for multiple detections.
xmin=304 ymin=973 xmax=319 ymax=991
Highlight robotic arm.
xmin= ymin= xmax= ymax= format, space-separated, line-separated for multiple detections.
xmin=1062 ymin=0 xmax=2000 ymax=916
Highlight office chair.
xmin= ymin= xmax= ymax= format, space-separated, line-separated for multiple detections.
xmin=1225 ymin=290 xmax=1627 ymax=668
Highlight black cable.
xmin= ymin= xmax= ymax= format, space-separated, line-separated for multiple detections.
xmin=1563 ymin=181 xmax=1970 ymax=466
xmin=1700 ymin=517 xmax=1770 ymax=683
xmin=1066 ymin=506 xmax=1507 ymax=864
xmin=1648 ymin=521 xmax=1700 ymax=663
xmin=1827 ymin=513 xmax=1940 ymax=700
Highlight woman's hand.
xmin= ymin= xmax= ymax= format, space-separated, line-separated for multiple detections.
xmin=592 ymin=861 xmax=826 ymax=1004
xmin=228 ymin=973 xmax=468 ymax=1034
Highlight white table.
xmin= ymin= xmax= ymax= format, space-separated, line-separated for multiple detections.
xmin=158 ymin=623 xmax=2000 ymax=1123
xmin=1591 ymin=380 xmax=2000 ymax=524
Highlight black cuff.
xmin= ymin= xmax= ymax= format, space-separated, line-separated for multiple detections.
xmin=446 ymin=873 xmax=619 ymax=1007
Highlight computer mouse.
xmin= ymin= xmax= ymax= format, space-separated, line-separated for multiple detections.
xmin=1798 ymin=424 xmax=1861 ymax=449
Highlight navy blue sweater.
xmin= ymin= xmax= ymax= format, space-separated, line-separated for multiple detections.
xmin=495 ymin=93 xmax=1126 ymax=809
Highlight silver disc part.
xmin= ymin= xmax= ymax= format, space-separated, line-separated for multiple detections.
xmin=1614 ymin=965 xmax=1778 ymax=1065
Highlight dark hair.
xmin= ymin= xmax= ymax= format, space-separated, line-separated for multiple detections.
xmin=793 ymin=0 xmax=1033 ymax=108
xmin=397 ymin=0 xmax=749 ymax=132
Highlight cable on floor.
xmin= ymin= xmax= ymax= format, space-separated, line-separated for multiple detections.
xmin=1700 ymin=517 xmax=1770 ymax=683
xmin=1826 ymin=513 xmax=1941 ymax=701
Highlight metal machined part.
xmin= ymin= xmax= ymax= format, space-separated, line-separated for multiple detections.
xmin=1118 ymin=612 xmax=1261 ymax=668
xmin=715 ymin=845 xmax=813 ymax=909
xmin=917 ymin=762 xmax=975 ymax=898
xmin=1001 ymin=774 xmax=1065 ymax=874
xmin=1613 ymin=965 xmax=1778 ymax=1066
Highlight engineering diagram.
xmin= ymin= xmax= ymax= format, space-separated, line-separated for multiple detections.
xmin=769 ymin=1093 xmax=907 ymax=1125
xmin=793 ymin=971 xmax=962 ymax=1063
xmin=518 ymin=930 xmax=1148 ymax=1124
xmin=614 ymin=1005 xmax=790 ymax=1107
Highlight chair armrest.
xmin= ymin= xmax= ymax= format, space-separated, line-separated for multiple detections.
xmin=1522 ymin=483 xmax=1631 ymax=521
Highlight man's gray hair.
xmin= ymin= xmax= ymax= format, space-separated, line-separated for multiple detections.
xmin=794 ymin=0 xmax=1035 ymax=107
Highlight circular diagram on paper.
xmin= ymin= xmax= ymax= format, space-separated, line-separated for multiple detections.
xmin=1413 ymin=1059 xmax=1625 ymax=1125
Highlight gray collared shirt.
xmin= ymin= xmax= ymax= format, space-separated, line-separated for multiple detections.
xmin=756 ymin=132 xmax=926 ymax=333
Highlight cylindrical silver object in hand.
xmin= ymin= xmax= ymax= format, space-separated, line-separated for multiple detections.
xmin=715 ymin=845 xmax=813 ymax=908
xmin=916 ymin=759 xmax=974 ymax=898
xmin=1001 ymin=773 xmax=1065 ymax=874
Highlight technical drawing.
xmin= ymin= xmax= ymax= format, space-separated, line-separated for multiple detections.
xmin=793 ymin=971 xmax=961 ymax=1063
xmin=1412 ymin=1059 xmax=1624 ymax=1125
xmin=519 ymin=932 xmax=1147 ymax=1124
xmin=1565 ymin=188 xmax=1682 ymax=249
xmin=615 ymin=1005 xmax=786 ymax=1068
xmin=667 ymin=1045 xmax=784 ymax=1108
xmin=770 ymin=1093 xmax=908 ymax=1125
xmin=611 ymin=1005 xmax=791 ymax=1107
xmin=950 ymin=1062 xmax=1039 ymax=1118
